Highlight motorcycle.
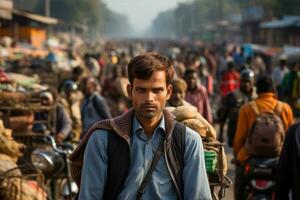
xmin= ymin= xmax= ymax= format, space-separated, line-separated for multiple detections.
xmin=243 ymin=157 xmax=278 ymax=200
xmin=31 ymin=135 xmax=78 ymax=200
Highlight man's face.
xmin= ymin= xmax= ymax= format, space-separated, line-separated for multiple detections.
xmin=127 ymin=70 xmax=172 ymax=122
xmin=185 ymin=72 xmax=198 ymax=91
xmin=83 ymin=79 xmax=95 ymax=96
xmin=65 ymin=90 xmax=76 ymax=99
xmin=41 ymin=97 xmax=52 ymax=106
xmin=169 ymin=88 xmax=185 ymax=107
xmin=240 ymin=79 xmax=253 ymax=93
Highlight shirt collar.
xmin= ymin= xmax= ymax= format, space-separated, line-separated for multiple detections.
xmin=132 ymin=115 xmax=166 ymax=136
xmin=86 ymin=92 xmax=97 ymax=101
xmin=258 ymin=92 xmax=277 ymax=99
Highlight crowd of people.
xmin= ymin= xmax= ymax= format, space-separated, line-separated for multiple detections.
xmin=1 ymin=38 xmax=300 ymax=199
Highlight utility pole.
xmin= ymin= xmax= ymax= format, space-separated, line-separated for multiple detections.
xmin=45 ymin=0 xmax=51 ymax=39
xmin=45 ymin=0 xmax=50 ymax=17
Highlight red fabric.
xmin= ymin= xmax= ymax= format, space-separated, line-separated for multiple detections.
xmin=98 ymin=57 xmax=105 ymax=68
xmin=0 ymin=68 xmax=9 ymax=82
xmin=206 ymin=75 xmax=214 ymax=96
xmin=220 ymin=71 xmax=240 ymax=97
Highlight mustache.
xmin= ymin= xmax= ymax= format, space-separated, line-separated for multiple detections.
xmin=140 ymin=103 xmax=157 ymax=108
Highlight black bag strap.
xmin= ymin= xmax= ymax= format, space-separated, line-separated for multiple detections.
xmin=136 ymin=136 xmax=165 ymax=200
xmin=167 ymin=121 xmax=186 ymax=200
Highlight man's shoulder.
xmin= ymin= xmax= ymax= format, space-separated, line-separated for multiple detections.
xmin=277 ymin=100 xmax=293 ymax=119
xmin=226 ymin=91 xmax=237 ymax=101
xmin=239 ymin=100 xmax=253 ymax=113
xmin=59 ymin=97 xmax=68 ymax=106
xmin=197 ymin=85 xmax=207 ymax=93
xmin=279 ymin=100 xmax=292 ymax=110
xmin=89 ymin=129 xmax=110 ymax=141
xmin=57 ymin=103 xmax=68 ymax=114
xmin=171 ymin=121 xmax=202 ymax=146
xmin=184 ymin=126 xmax=202 ymax=144
xmin=92 ymin=92 xmax=104 ymax=100
xmin=84 ymin=119 xmax=113 ymax=135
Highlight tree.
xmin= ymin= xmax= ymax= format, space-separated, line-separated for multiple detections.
xmin=13 ymin=0 xmax=40 ymax=12
xmin=150 ymin=0 xmax=239 ymax=39
xmin=275 ymin=0 xmax=300 ymax=16
xmin=13 ymin=0 xmax=131 ymax=38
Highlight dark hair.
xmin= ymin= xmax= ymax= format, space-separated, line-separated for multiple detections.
xmin=72 ymin=66 xmax=83 ymax=76
xmin=127 ymin=52 xmax=174 ymax=84
xmin=256 ymin=76 xmax=275 ymax=94
xmin=227 ymin=61 xmax=235 ymax=70
xmin=280 ymin=59 xmax=287 ymax=66
xmin=81 ymin=76 xmax=98 ymax=87
xmin=184 ymin=68 xmax=198 ymax=78
xmin=170 ymin=78 xmax=187 ymax=92
xmin=45 ymin=87 xmax=58 ymax=102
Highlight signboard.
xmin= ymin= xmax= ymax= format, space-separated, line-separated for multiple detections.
xmin=242 ymin=6 xmax=264 ymax=23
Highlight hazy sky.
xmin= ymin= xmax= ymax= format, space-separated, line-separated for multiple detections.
xmin=104 ymin=0 xmax=187 ymax=33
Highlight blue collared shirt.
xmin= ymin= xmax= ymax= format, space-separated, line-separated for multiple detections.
xmin=79 ymin=116 xmax=212 ymax=200
xmin=81 ymin=92 xmax=111 ymax=133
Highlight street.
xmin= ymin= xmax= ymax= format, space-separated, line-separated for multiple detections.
xmin=224 ymin=146 xmax=235 ymax=200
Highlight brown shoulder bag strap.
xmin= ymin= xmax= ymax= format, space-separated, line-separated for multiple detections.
xmin=274 ymin=101 xmax=286 ymax=130
xmin=274 ymin=101 xmax=284 ymax=117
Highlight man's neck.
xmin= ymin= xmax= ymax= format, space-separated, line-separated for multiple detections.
xmin=86 ymin=92 xmax=95 ymax=98
xmin=241 ymin=88 xmax=252 ymax=96
xmin=188 ymin=86 xmax=197 ymax=92
xmin=136 ymin=114 xmax=163 ymax=137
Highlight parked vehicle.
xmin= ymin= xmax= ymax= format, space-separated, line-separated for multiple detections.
xmin=243 ymin=157 xmax=278 ymax=200
xmin=31 ymin=135 xmax=78 ymax=200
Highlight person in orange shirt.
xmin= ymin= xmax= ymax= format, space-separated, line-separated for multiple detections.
xmin=233 ymin=75 xmax=294 ymax=199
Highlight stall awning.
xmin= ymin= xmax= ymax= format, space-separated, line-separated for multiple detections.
xmin=260 ymin=16 xmax=300 ymax=29
xmin=13 ymin=9 xmax=59 ymax=25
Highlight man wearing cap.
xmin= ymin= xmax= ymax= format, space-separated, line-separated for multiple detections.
xmin=60 ymin=80 xmax=83 ymax=141
xmin=167 ymin=78 xmax=193 ymax=107
xmin=36 ymin=89 xmax=72 ymax=144
xmin=219 ymin=69 xmax=257 ymax=146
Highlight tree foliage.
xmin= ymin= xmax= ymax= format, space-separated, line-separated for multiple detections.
xmin=233 ymin=0 xmax=300 ymax=15
xmin=13 ymin=0 xmax=131 ymax=38
xmin=150 ymin=0 xmax=300 ymax=39
xmin=275 ymin=0 xmax=300 ymax=16
xmin=150 ymin=0 xmax=239 ymax=39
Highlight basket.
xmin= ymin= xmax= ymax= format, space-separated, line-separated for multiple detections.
xmin=204 ymin=150 xmax=217 ymax=173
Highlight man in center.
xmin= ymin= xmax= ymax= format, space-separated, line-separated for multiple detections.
xmin=71 ymin=52 xmax=211 ymax=199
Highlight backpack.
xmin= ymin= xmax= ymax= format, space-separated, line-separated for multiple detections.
xmin=245 ymin=101 xmax=285 ymax=157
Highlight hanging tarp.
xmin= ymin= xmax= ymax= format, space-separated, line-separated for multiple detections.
xmin=0 ymin=0 xmax=13 ymax=20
